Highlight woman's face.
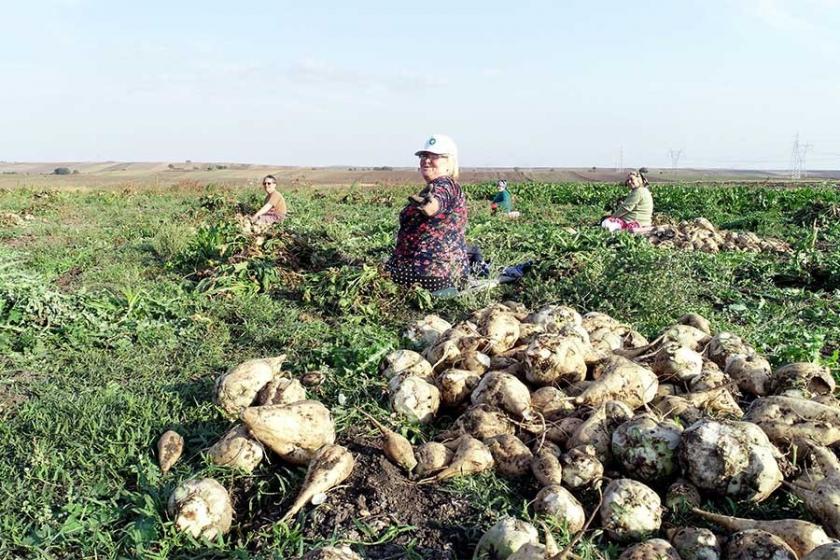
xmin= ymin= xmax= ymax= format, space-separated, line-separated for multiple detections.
xmin=418 ymin=152 xmax=451 ymax=183
xmin=626 ymin=173 xmax=642 ymax=189
xmin=262 ymin=178 xmax=276 ymax=194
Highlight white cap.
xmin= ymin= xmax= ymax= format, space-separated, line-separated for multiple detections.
xmin=415 ymin=134 xmax=458 ymax=156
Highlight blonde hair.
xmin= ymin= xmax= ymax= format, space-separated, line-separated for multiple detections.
xmin=447 ymin=154 xmax=460 ymax=180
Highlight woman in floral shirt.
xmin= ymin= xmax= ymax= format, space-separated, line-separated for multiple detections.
xmin=386 ymin=134 xmax=468 ymax=291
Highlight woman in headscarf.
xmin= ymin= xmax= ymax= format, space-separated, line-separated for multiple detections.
xmin=491 ymin=179 xmax=520 ymax=219
xmin=601 ymin=168 xmax=653 ymax=232
xmin=386 ymin=134 xmax=468 ymax=291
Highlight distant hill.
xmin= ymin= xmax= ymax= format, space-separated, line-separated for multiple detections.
xmin=1 ymin=161 xmax=838 ymax=188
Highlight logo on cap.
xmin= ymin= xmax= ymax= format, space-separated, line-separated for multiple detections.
xmin=428 ymin=137 xmax=436 ymax=145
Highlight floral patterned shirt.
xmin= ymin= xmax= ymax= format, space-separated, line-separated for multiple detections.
xmin=387 ymin=176 xmax=468 ymax=286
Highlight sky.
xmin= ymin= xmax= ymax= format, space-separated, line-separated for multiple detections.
xmin=2 ymin=0 xmax=840 ymax=169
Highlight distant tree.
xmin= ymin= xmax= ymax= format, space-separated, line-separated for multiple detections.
xmin=591 ymin=166 xmax=597 ymax=171
xmin=185 ymin=160 xmax=192 ymax=164
xmin=72 ymin=169 xmax=79 ymax=174
xmin=168 ymin=164 xmax=176 ymax=170
xmin=53 ymin=167 xmax=71 ymax=175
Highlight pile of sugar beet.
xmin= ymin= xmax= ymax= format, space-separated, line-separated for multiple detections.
xmin=642 ymin=217 xmax=791 ymax=254
xmin=156 ymin=356 xmax=355 ymax=555
xmin=153 ymin=301 xmax=840 ymax=560
xmin=380 ymin=303 xmax=840 ymax=560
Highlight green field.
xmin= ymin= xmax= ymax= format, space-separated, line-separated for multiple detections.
xmin=1 ymin=180 xmax=839 ymax=559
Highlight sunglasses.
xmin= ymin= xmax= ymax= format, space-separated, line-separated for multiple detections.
xmin=418 ymin=153 xmax=448 ymax=160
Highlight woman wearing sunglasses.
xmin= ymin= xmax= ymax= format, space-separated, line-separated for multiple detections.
xmin=386 ymin=134 xmax=468 ymax=292
xmin=250 ymin=175 xmax=287 ymax=224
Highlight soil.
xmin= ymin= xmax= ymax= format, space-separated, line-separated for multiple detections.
xmin=55 ymin=265 xmax=83 ymax=292
xmin=273 ymin=439 xmax=483 ymax=559
xmin=0 ymin=370 xmax=39 ymax=417
xmin=0 ymin=233 xmax=36 ymax=248
xmin=215 ymin=229 xmax=355 ymax=273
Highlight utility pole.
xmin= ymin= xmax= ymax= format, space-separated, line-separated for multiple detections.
xmin=668 ymin=149 xmax=683 ymax=170
xmin=791 ymin=134 xmax=802 ymax=179
xmin=791 ymin=134 xmax=813 ymax=179
xmin=801 ymin=142 xmax=813 ymax=178
xmin=615 ymin=146 xmax=624 ymax=173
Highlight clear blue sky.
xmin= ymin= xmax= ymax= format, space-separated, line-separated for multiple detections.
xmin=2 ymin=0 xmax=839 ymax=169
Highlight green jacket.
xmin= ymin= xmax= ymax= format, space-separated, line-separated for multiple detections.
xmin=493 ymin=190 xmax=512 ymax=212
xmin=614 ymin=187 xmax=653 ymax=226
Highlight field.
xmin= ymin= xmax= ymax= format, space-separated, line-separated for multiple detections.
xmin=3 ymin=161 xmax=840 ymax=192
xmin=1 ymin=177 xmax=840 ymax=559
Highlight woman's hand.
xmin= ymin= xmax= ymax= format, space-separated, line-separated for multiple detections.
xmin=419 ymin=197 xmax=440 ymax=216
xmin=408 ymin=186 xmax=440 ymax=216
xmin=408 ymin=193 xmax=430 ymax=205
xmin=253 ymin=202 xmax=274 ymax=220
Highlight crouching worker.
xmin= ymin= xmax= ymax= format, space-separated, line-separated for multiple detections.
xmin=601 ymin=169 xmax=652 ymax=233
xmin=386 ymin=134 xmax=468 ymax=292
xmin=491 ymin=180 xmax=520 ymax=219
xmin=250 ymin=175 xmax=287 ymax=225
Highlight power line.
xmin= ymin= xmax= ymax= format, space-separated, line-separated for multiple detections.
xmin=684 ymin=158 xmax=788 ymax=164
xmin=668 ymin=149 xmax=683 ymax=169
xmin=791 ymin=134 xmax=803 ymax=178
xmin=790 ymin=133 xmax=814 ymax=178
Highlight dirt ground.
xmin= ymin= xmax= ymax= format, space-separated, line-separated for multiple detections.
xmin=253 ymin=439 xmax=484 ymax=559
xmin=0 ymin=370 xmax=39 ymax=417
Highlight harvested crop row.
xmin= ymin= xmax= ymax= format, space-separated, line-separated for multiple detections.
xmin=373 ymin=303 xmax=840 ymax=559
xmin=642 ymin=217 xmax=791 ymax=253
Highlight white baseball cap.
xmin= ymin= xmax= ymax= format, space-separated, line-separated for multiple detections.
xmin=415 ymin=134 xmax=458 ymax=156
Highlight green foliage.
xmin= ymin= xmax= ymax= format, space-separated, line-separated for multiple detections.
xmin=150 ymin=223 xmax=193 ymax=262
xmin=196 ymin=192 xmax=235 ymax=213
xmin=524 ymin=233 xmax=709 ymax=333
xmin=172 ymin=221 xmax=247 ymax=271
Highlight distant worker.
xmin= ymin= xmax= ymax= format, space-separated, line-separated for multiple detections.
xmin=250 ymin=175 xmax=287 ymax=224
xmin=491 ymin=179 xmax=520 ymax=219
xmin=601 ymin=168 xmax=652 ymax=232
xmin=386 ymin=134 xmax=468 ymax=291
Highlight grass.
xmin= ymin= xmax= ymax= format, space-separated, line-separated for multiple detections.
xmin=1 ymin=179 xmax=839 ymax=559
